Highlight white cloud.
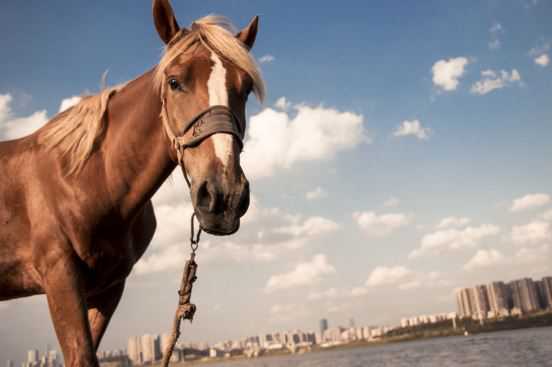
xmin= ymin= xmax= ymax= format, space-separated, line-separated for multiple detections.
xmin=511 ymin=220 xmax=551 ymax=244
xmin=437 ymin=216 xmax=471 ymax=229
xmin=274 ymin=216 xmax=339 ymax=237
xmin=515 ymin=243 xmax=550 ymax=264
xmin=274 ymin=96 xmax=291 ymax=111
xmin=541 ymin=209 xmax=552 ymax=221
xmin=351 ymin=287 xmax=369 ymax=297
xmin=0 ymin=93 xmax=48 ymax=140
xmin=353 ymin=211 xmax=410 ymax=237
xmin=534 ymin=54 xmax=550 ymax=67
xmin=265 ymin=254 xmax=336 ymax=292
xmin=383 ymin=197 xmax=400 ymax=208
xmin=410 ymin=224 xmax=500 ymax=258
xmin=242 ymin=102 xmax=368 ymax=179
xmin=510 ymin=193 xmax=551 ymax=212
xmin=136 ymin=194 xmax=339 ymax=274
xmin=431 ymin=57 xmax=470 ymax=91
xmin=306 ymin=186 xmax=327 ymax=201
xmin=470 ymin=69 xmax=522 ymax=95
xmin=366 ymin=266 xmax=413 ymax=287
xmin=488 ymin=22 xmax=504 ymax=50
xmin=258 ymin=54 xmax=275 ymax=64
xmin=308 ymin=288 xmax=340 ymax=301
xmin=464 ymin=248 xmax=505 ymax=271
xmin=393 ymin=120 xmax=431 ymax=140
xmin=58 ymin=96 xmax=82 ymax=112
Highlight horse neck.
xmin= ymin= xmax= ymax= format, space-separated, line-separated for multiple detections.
xmin=101 ymin=69 xmax=177 ymax=219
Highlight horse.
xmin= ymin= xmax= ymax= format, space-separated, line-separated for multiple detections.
xmin=0 ymin=1 xmax=265 ymax=366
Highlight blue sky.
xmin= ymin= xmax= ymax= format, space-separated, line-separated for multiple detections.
xmin=1 ymin=0 xmax=551 ymax=363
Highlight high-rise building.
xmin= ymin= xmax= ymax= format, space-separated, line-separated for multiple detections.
xmin=319 ymin=319 xmax=328 ymax=338
xmin=456 ymin=288 xmax=476 ymax=318
xmin=127 ymin=336 xmax=142 ymax=365
xmin=487 ymin=281 xmax=510 ymax=317
xmin=27 ymin=350 xmax=39 ymax=367
xmin=6 ymin=360 xmax=14 ymax=367
xmin=537 ymin=277 xmax=552 ymax=309
xmin=509 ymin=278 xmax=540 ymax=314
xmin=140 ymin=334 xmax=161 ymax=364
xmin=472 ymin=285 xmax=490 ymax=319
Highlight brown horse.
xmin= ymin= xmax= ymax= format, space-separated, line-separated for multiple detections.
xmin=0 ymin=1 xmax=265 ymax=366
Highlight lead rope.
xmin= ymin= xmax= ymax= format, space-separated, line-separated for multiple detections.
xmin=161 ymin=212 xmax=202 ymax=367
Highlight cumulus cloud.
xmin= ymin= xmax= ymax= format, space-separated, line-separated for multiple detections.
xmin=258 ymin=54 xmax=275 ymax=64
xmin=432 ymin=57 xmax=470 ymax=91
xmin=488 ymin=22 xmax=504 ymax=50
xmin=409 ymin=224 xmax=500 ymax=258
xmin=541 ymin=210 xmax=552 ymax=221
xmin=365 ymin=266 xmax=412 ymax=287
xmin=353 ymin=211 xmax=410 ymax=237
xmin=511 ymin=220 xmax=551 ymax=244
xmin=510 ymin=193 xmax=551 ymax=212
xmin=308 ymin=288 xmax=340 ymax=301
xmin=393 ymin=120 xmax=432 ymax=140
xmin=530 ymin=42 xmax=550 ymax=67
xmin=305 ymin=186 xmax=327 ymax=201
xmin=0 ymin=93 xmax=48 ymax=140
xmin=274 ymin=96 xmax=291 ymax=111
xmin=136 ymin=194 xmax=339 ymax=274
xmin=534 ymin=54 xmax=550 ymax=67
xmin=58 ymin=96 xmax=82 ymax=112
xmin=464 ymin=249 xmax=505 ymax=271
xmin=437 ymin=216 xmax=471 ymax=229
xmin=515 ymin=243 xmax=550 ymax=264
xmin=265 ymin=254 xmax=336 ymax=292
xmin=242 ymin=102 xmax=368 ymax=179
xmin=470 ymin=69 xmax=522 ymax=95
xmin=274 ymin=216 xmax=339 ymax=237
xmin=383 ymin=197 xmax=400 ymax=208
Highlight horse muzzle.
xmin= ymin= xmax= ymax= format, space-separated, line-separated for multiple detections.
xmin=191 ymin=175 xmax=250 ymax=235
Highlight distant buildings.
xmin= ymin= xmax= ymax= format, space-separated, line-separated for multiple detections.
xmin=21 ymin=349 xmax=59 ymax=367
xmin=319 ymin=318 xmax=328 ymax=336
xmin=456 ymin=276 xmax=551 ymax=320
xmin=127 ymin=334 xmax=161 ymax=365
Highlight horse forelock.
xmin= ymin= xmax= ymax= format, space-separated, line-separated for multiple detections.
xmin=154 ymin=15 xmax=265 ymax=103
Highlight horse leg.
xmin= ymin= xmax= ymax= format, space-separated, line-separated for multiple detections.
xmin=43 ymin=255 xmax=97 ymax=367
xmin=87 ymin=281 xmax=125 ymax=351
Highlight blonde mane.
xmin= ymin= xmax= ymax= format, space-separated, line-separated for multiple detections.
xmin=40 ymin=15 xmax=265 ymax=175
xmin=39 ymin=87 xmax=121 ymax=174
xmin=154 ymin=15 xmax=266 ymax=102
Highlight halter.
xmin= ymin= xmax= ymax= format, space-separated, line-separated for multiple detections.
xmin=160 ymin=96 xmax=245 ymax=187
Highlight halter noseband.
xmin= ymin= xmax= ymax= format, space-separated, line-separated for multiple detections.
xmin=161 ymin=101 xmax=245 ymax=187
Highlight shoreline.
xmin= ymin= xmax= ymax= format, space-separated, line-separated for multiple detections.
xmin=156 ymin=312 xmax=552 ymax=366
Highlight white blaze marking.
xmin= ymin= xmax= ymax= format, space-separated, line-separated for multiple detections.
xmin=207 ymin=51 xmax=233 ymax=168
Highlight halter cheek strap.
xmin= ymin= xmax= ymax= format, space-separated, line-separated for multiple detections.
xmin=161 ymin=95 xmax=245 ymax=187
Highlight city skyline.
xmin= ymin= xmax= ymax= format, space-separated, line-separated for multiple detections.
xmin=1 ymin=0 xmax=552 ymax=363
xmin=8 ymin=273 xmax=551 ymax=366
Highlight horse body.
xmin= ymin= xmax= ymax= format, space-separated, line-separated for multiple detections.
xmin=0 ymin=70 xmax=166 ymax=301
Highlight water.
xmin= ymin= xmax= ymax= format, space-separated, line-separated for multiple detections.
xmin=205 ymin=327 xmax=552 ymax=367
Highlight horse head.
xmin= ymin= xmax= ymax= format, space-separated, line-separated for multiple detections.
xmin=152 ymin=0 xmax=265 ymax=235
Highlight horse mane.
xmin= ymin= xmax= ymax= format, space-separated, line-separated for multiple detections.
xmin=39 ymin=15 xmax=265 ymax=176
xmin=154 ymin=15 xmax=266 ymax=102
xmin=38 ymin=86 xmax=121 ymax=174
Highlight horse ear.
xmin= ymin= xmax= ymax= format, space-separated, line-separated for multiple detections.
xmin=236 ymin=16 xmax=259 ymax=50
xmin=152 ymin=0 xmax=180 ymax=44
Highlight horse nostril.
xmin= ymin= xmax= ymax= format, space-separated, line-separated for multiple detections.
xmin=196 ymin=180 xmax=223 ymax=214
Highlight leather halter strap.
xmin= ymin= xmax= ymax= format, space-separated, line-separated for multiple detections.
xmin=161 ymin=99 xmax=244 ymax=187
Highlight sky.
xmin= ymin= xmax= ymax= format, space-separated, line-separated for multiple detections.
xmin=1 ymin=0 xmax=552 ymax=363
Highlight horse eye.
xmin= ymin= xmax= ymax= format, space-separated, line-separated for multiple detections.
xmin=168 ymin=78 xmax=181 ymax=91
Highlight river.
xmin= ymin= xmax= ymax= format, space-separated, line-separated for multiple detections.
xmin=205 ymin=327 xmax=552 ymax=366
